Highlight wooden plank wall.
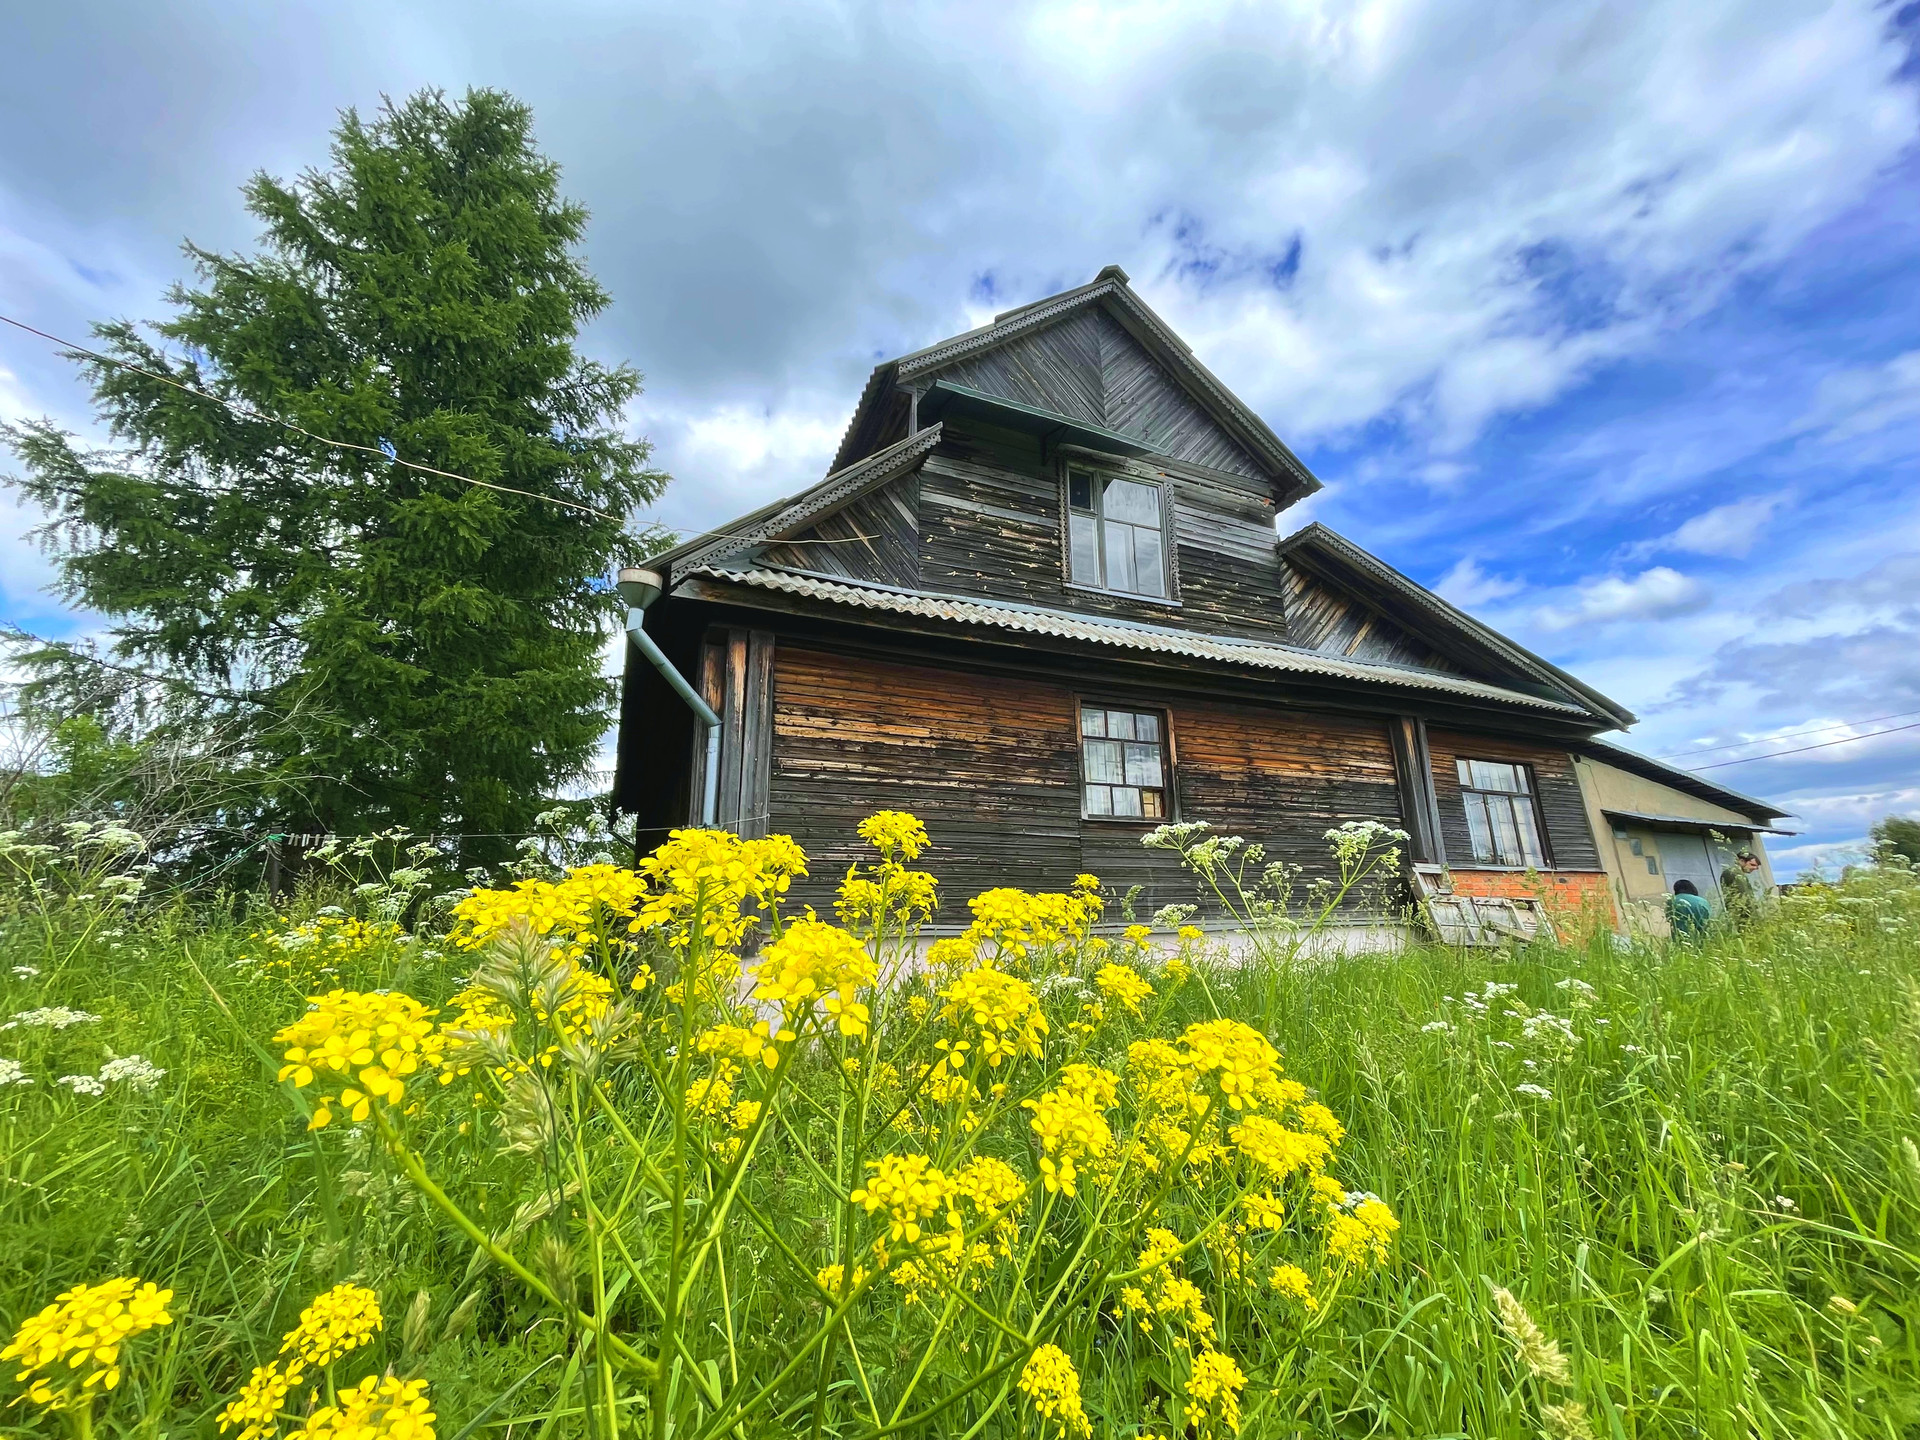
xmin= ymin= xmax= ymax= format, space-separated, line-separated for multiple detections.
xmin=1280 ymin=560 xmax=1464 ymax=672
xmin=697 ymin=628 xmax=776 ymax=837
xmin=1425 ymin=728 xmax=1602 ymax=871
xmin=759 ymin=475 xmax=922 ymax=587
xmin=937 ymin=307 xmax=1270 ymax=481
xmin=918 ymin=419 xmax=1292 ymax=643
xmin=766 ymin=644 xmax=1410 ymax=920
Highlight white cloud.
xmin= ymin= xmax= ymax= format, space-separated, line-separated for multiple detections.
xmin=1433 ymin=557 xmax=1524 ymax=609
xmin=1625 ymin=493 xmax=1788 ymax=561
xmin=1797 ymin=350 xmax=1920 ymax=444
xmin=1535 ymin=566 xmax=1712 ymax=630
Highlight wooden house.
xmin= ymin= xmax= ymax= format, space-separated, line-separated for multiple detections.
xmin=612 ymin=265 xmax=1786 ymax=936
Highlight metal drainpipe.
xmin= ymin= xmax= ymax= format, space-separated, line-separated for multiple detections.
xmin=617 ymin=567 xmax=721 ymax=827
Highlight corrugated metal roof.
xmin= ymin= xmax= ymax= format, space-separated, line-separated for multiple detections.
xmin=685 ymin=562 xmax=1590 ymax=714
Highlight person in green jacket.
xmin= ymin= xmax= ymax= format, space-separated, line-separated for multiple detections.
xmin=1667 ymin=879 xmax=1712 ymax=939
xmin=1720 ymin=848 xmax=1763 ymax=925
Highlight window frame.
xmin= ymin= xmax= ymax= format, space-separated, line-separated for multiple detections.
xmin=1059 ymin=459 xmax=1179 ymax=604
xmin=1076 ymin=699 xmax=1176 ymax=824
xmin=1454 ymin=757 xmax=1552 ymax=869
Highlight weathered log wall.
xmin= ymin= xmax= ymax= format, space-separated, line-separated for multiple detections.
xmin=1425 ymin=728 xmax=1602 ymax=871
xmin=766 ymin=643 xmax=1412 ymax=920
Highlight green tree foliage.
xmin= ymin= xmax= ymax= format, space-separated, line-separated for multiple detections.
xmin=4 ymin=89 xmax=665 ymax=858
xmin=1871 ymin=813 xmax=1920 ymax=866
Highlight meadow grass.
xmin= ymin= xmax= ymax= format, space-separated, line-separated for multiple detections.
xmin=1 ymin=863 xmax=1915 ymax=1438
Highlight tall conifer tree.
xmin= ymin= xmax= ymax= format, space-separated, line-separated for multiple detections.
xmin=5 ymin=89 xmax=665 ymax=854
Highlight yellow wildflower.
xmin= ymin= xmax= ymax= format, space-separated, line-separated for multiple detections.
xmin=280 ymin=1283 xmax=382 ymax=1367
xmin=925 ymin=937 xmax=976 ymax=971
xmin=1 ymin=1276 xmax=173 ymax=1410
xmin=857 ymin=810 xmax=930 ymax=861
xmin=1123 ymin=923 xmax=1151 ymax=944
xmin=631 ymin=829 xmax=807 ymax=952
xmin=1018 ymin=1344 xmax=1091 ymax=1439
xmin=1185 ymin=1349 xmax=1246 ymax=1432
xmin=751 ymin=918 xmax=877 ymax=1038
xmin=273 ymin=990 xmax=447 ymax=1129
xmin=1177 ymin=925 xmax=1205 ymax=942
xmin=1024 ymin=1084 xmax=1112 ymax=1196
xmin=1095 ymin=962 xmax=1153 ymax=1015
xmin=813 ymin=1262 xmax=871 ymax=1298
xmin=285 ymin=1374 xmax=434 ymax=1440
xmin=1325 ymin=1195 xmax=1399 ymax=1269
xmin=1229 ymin=1115 xmax=1333 ymax=1180
xmin=1181 ymin=1019 xmax=1284 ymax=1111
xmin=849 ymin=1153 xmax=956 ymax=1244
xmin=1268 ymin=1264 xmax=1317 ymax=1310
xmin=217 ymin=1359 xmax=307 ymax=1439
xmin=939 ymin=966 xmax=1048 ymax=1066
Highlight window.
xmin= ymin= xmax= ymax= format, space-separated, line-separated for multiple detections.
xmin=1455 ymin=759 xmax=1547 ymax=867
xmin=1067 ymin=467 xmax=1167 ymax=598
xmin=1080 ymin=706 xmax=1168 ymax=818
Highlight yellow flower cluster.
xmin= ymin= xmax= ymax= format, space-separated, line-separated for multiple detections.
xmin=218 ymin=1360 xmax=307 ymax=1440
xmin=280 ymin=1283 xmax=382 ymax=1366
xmin=1321 ymin=1187 xmax=1401 ymax=1269
xmin=938 ymin=966 xmax=1048 ymax=1066
xmin=450 ymin=864 xmax=647 ymax=958
xmin=856 ymin=810 xmax=929 ymax=860
xmin=274 ymin=990 xmax=448 ymax=1129
xmin=241 ymin=917 xmax=407 ymax=983
xmin=960 ymin=876 xmax=1101 ymax=960
xmin=849 ymin=1153 xmax=957 ymax=1243
xmin=813 ymin=1262 xmax=871 ymax=1298
xmin=287 ymin=1375 xmax=434 ymax=1440
xmin=1181 ymin=1019 xmax=1289 ymax=1111
xmin=1024 ymin=1080 xmax=1114 ymax=1196
xmin=1094 ymin=962 xmax=1153 ymax=1015
xmin=633 ymin=830 xmax=806 ymax=952
xmin=1185 ymin=1348 xmax=1246 ymax=1433
xmin=1 ymin=1276 xmax=173 ymax=1411
xmin=1117 ymin=1229 xmax=1215 ymax=1341
xmin=1018 ymin=1344 xmax=1091 ymax=1439
xmin=751 ymin=918 xmax=877 ymax=1039
xmin=834 ymin=866 xmax=938 ymax=935
xmin=924 ymin=936 xmax=976 ymax=971
xmin=1229 ymin=1114 xmax=1334 ymax=1181
xmin=1268 ymin=1263 xmax=1316 ymax=1309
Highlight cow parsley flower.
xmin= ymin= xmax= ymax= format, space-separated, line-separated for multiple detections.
xmin=0 ymin=1058 xmax=29 ymax=1086
xmin=4 ymin=1007 xmax=102 ymax=1031
xmin=1514 ymin=1082 xmax=1554 ymax=1100
xmin=100 ymin=1055 xmax=166 ymax=1093
xmin=58 ymin=1074 xmax=107 ymax=1097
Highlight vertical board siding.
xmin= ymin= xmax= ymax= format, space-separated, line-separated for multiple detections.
xmin=1279 ymin=560 xmax=1463 ymax=673
xmin=767 ymin=644 xmax=1412 ymax=920
xmin=1426 ymin=728 xmax=1602 ymax=871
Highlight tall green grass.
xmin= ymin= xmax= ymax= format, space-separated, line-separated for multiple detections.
xmin=2 ymin=877 xmax=1915 ymax=1437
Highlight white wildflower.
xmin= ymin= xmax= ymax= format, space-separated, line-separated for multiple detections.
xmin=11 ymin=965 xmax=39 ymax=979
xmin=58 ymin=1074 xmax=107 ymax=1097
xmin=99 ymin=1055 xmax=166 ymax=1093
xmin=3 ymin=1007 xmax=103 ymax=1031
xmin=1774 ymin=1195 xmax=1797 ymax=1211
xmin=0 ymin=1058 xmax=30 ymax=1086
xmin=1514 ymin=1083 xmax=1553 ymax=1100
xmin=1420 ymin=1020 xmax=1451 ymax=1033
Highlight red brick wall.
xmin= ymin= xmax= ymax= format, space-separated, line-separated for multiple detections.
xmin=1446 ymin=869 xmax=1617 ymax=934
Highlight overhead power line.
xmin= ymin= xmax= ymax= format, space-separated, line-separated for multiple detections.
xmin=1657 ymin=708 xmax=1920 ymax=760
xmin=1687 ymin=720 xmax=1920 ymax=771
xmin=0 ymin=313 xmax=869 ymax=551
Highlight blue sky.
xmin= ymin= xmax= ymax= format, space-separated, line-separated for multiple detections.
xmin=3 ymin=0 xmax=1918 ymax=872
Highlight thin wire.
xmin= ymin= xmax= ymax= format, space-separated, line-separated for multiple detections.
xmin=1657 ymin=708 xmax=1920 ymax=760
xmin=1687 ymin=721 xmax=1920 ymax=771
xmin=1 ymin=312 xmax=875 ymax=550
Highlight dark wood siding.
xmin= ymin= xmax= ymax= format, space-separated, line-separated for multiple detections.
xmin=938 ymin=308 xmax=1268 ymax=481
xmin=1426 ymin=729 xmax=1601 ymax=871
xmin=1280 ymin=560 xmax=1463 ymax=672
xmin=917 ymin=418 xmax=1290 ymax=644
xmin=760 ymin=475 xmax=921 ymax=588
xmin=767 ymin=644 xmax=1411 ymax=919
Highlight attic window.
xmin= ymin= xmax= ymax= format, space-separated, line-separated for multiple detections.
xmin=1067 ymin=467 xmax=1168 ymax=598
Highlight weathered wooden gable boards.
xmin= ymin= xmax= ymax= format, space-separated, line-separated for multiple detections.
xmin=935 ymin=306 xmax=1270 ymax=482
xmin=1425 ymin=727 xmax=1602 ymax=871
xmin=916 ymin=418 xmax=1293 ymax=643
xmin=767 ymin=642 xmax=1410 ymax=917
xmin=1279 ymin=560 xmax=1464 ymax=673
xmin=758 ymin=474 xmax=922 ymax=588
